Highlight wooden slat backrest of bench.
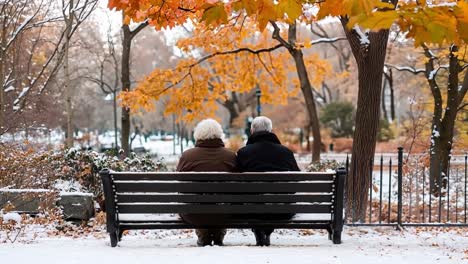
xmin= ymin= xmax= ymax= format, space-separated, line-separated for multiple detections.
xmin=111 ymin=172 xmax=334 ymax=181
xmin=100 ymin=169 xmax=345 ymax=222
xmin=117 ymin=204 xmax=332 ymax=214
xmin=113 ymin=182 xmax=333 ymax=193
xmin=116 ymin=194 xmax=332 ymax=203
xmin=100 ymin=169 xmax=346 ymax=246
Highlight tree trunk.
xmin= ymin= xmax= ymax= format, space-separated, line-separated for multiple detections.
xmin=120 ymin=18 xmax=147 ymax=157
xmin=341 ymin=18 xmax=390 ymax=221
xmin=64 ymin=0 xmax=74 ymax=148
xmin=0 ymin=50 xmax=5 ymax=131
xmin=388 ymin=69 xmax=395 ymax=121
xmin=428 ymin=46 xmax=467 ymax=195
xmin=288 ymin=24 xmax=321 ymax=162
xmin=294 ymin=56 xmax=321 ymax=162
xmin=381 ymin=77 xmax=388 ymax=121
xmin=113 ymin=90 xmax=118 ymax=150
xmin=223 ymin=98 xmax=239 ymax=127
xmin=0 ymin=15 xmax=7 ymax=132
xmin=121 ymin=23 xmax=132 ymax=156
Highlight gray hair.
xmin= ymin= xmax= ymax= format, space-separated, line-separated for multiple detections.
xmin=251 ymin=116 xmax=273 ymax=134
xmin=193 ymin=119 xmax=224 ymax=141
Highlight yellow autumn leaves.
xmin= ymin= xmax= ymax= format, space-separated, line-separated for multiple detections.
xmin=120 ymin=20 xmax=334 ymax=121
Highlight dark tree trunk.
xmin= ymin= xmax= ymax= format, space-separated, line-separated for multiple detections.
xmin=341 ymin=18 xmax=391 ymax=221
xmin=121 ymin=23 xmax=132 ymax=156
xmin=0 ymin=50 xmax=5 ymax=130
xmin=113 ymin=90 xmax=118 ymax=150
xmin=120 ymin=17 xmax=147 ymax=157
xmin=382 ymin=68 xmax=394 ymax=121
xmin=223 ymin=97 xmax=240 ymax=127
xmin=270 ymin=22 xmax=322 ymax=162
xmin=287 ymin=24 xmax=321 ymax=162
xmin=426 ymin=45 xmax=468 ymax=195
xmin=381 ymin=77 xmax=388 ymax=121
xmin=294 ymin=54 xmax=322 ymax=162
xmin=388 ymin=69 xmax=396 ymax=121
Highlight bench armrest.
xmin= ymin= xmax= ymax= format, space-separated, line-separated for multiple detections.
xmin=100 ymin=169 xmax=118 ymax=233
xmin=332 ymin=168 xmax=346 ymax=231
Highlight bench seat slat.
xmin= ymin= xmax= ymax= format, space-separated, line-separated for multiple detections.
xmin=119 ymin=223 xmax=332 ymax=230
xmin=112 ymin=173 xmax=334 ymax=181
xmin=119 ymin=219 xmax=331 ymax=224
xmin=114 ymin=182 xmax=333 ymax=193
xmin=117 ymin=204 xmax=332 ymax=214
xmin=116 ymin=194 xmax=333 ymax=203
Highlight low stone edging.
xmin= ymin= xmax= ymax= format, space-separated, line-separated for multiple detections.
xmin=0 ymin=189 xmax=95 ymax=221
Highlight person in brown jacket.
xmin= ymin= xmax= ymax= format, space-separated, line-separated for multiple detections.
xmin=177 ymin=118 xmax=237 ymax=247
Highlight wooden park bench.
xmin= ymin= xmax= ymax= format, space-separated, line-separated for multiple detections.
xmin=99 ymin=169 xmax=346 ymax=247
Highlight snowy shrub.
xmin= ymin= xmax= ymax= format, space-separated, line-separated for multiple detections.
xmin=0 ymin=143 xmax=61 ymax=190
xmin=0 ymin=210 xmax=24 ymax=243
xmin=306 ymin=160 xmax=344 ymax=172
xmin=0 ymin=143 xmax=167 ymax=207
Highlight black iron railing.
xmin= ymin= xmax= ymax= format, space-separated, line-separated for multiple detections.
xmin=344 ymin=148 xmax=467 ymax=227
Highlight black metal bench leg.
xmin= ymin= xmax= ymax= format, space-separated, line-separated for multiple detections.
xmin=327 ymin=227 xmax=332 ymax=240
xmin=118 ymin=229 xmax=124 ymax=242
xmin=110 ymin=230 xmax=118 ymax=247
xmin=332 ymin=230 xmax=342 ymax=244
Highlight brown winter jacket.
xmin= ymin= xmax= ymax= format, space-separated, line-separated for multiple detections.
xmin=176 ymin=138 xmax=237 ymax=172
xmin=176 ymin=138 xmax=237 ymax=226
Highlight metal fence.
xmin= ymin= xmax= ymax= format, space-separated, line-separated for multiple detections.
xmin=344 ymin=148 xmax=467 ymax=227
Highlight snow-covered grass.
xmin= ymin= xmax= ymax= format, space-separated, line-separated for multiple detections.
xmin=0 ymin=226 xmax=466 ymax=263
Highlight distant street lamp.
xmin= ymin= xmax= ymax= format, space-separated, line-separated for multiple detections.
xmin=255 ymin=86 xmax=262 ymax=116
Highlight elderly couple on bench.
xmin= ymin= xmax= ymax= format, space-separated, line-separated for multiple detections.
xmin=177 ymin=116 xmax=300 ymax=247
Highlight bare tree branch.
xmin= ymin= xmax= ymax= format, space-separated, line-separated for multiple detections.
xmin=385 ymin=64 xmax=426 ymax=74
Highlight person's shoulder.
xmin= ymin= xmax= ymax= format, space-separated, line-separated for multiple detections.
xmin=236 ymin=145 xmax=251 ymax=155
xmin=276 ymin=144 xmax=295 ymax=154
xmin=220 ymin=147 xmax=236 ymax=156
xmin=180 ymin=147 xmax=200 ymax=158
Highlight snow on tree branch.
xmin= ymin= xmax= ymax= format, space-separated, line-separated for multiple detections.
xmin=385 ymin=64 xmax=425 ymax=74
xmin=353 ymin=25 xmax=370 ymax=45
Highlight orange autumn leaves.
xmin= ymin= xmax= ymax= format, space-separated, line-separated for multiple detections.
xmin=108 ymin=0 xmax=308 ymax=31
xmin=110 ymin=0 xmax=468 ymax=121
xmin=120 ymin=21 xmax=334 ymax=121
xmin=109 ymin=0 xmax=468 ymax=46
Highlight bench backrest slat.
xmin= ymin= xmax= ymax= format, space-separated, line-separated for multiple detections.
xmin=116 ymin=194 xmax=333 ymax=203
xmin=113 ymin=182 xmax=333 ymax=193
xmin=100 ymin=170 xmax=345 ymax=225
xmin=112 ymin=173 xmax=334 ymax=182
xmin=100 ymin=169 xmax=347 ymax=246
xmin=117 ymin=204 xmax=332 ymax=214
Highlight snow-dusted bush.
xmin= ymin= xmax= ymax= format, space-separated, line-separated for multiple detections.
xmin=306 ymin=160 xmax=344 ymax=172
xmin=1 ymin=143 xmax=167 ymax=205
xmin=0 ymin=143 xmax=61 ymax=190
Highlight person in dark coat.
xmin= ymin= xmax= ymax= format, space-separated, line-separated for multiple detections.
xmin=236 ymin=116 xmax=300 ymax=246
xmin=177 ymin=119 xmax=237 ymax=247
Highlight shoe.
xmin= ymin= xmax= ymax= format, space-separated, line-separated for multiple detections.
xmin=197 ymin=239 xmax=211 ymax=247
xmin=196 ymin=229 xmax=213 ymax=247
xmin=212 ymin=229 xmax=226 ymax=246
xmin=197 ymin=237 xmax=212 ymax=247
xmin=263 ymin=234 xmax=271 ymax=246
xmin=213 ymin=240 xmax=224 ymax=246
xmin=253 ymin=229 xmax=266 ymax=246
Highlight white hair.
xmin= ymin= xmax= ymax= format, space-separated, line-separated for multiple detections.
xmin=251 ymin=116 xmax=273 ymax=133
xmin=193 ymin=119 xmax=224 ymax=141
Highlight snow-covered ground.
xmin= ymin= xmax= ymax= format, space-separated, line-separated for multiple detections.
xmin=1 ymin=227 xmax=466 ymax=264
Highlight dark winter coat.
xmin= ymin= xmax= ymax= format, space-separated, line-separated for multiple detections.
xmin=236 ymin=131 xmax=300 ymax=222
xmin=236 ymin=131 xmax=300 ymax=172
xmin=177 ymin=138 xmax=237 ymax=226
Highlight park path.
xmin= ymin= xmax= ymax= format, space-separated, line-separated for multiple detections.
xmin=1 ymin=227 xmax=466 ymax=264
